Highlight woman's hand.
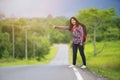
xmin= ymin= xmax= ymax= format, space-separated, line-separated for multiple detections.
xmin=80 ymin=43 xmax=83 ymax=46
xmin=53 ymin=25 xmax=57 ymax=29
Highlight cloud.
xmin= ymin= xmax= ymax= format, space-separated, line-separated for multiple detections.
xmin=0 ymin=0 xmax=120 ymax=18
xmin=0 ymin=0 xmax=68 ymax=17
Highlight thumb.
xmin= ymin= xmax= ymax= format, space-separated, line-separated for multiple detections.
xmin=53 ymin=25 xmax=56 ymax=29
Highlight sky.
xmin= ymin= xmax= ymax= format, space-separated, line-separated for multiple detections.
xmin=0 ymin=0 xmax=120 ymax=18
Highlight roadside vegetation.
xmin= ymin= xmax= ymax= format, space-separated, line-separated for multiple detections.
xmin=0 ymin=45 xmax=58 ymax=66
xmin=76 ymin=41 xmax=120 ymax=80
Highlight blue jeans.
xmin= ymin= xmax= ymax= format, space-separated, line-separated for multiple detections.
xmin=72 ymin=43 xmax=86 ymax=65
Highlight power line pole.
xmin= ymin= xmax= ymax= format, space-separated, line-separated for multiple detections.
xmin=25 ymin=27 xmax=28 ymax=60
xmin=12 ymin=22 xmax=15 ymax=59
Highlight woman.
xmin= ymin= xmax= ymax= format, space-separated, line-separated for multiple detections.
xmin=54 ymin=17 xmax=86 ymax=68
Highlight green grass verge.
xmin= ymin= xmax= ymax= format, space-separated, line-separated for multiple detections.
xmin=0 ymin=44 xmax=58 ymax=66
xmin=39 ymin=44 xmax=58 ymax=64
xmin=69 ymin=41 xmax=120 ymax=80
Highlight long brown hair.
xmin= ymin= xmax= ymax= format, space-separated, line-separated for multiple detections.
xmin=69 ymin=17 xmax=87 ymax=35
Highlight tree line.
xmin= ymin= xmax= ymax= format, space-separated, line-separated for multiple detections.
xmin=0 ymin=8 xmax=120 ymax=61
xmin=0 ymin=15 xmax=71 ymax=60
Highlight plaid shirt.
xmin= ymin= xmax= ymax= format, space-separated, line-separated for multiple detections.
xmin=71 ymin=25 xmax=84 ymax=44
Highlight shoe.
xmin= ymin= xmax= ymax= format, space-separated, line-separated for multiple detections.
xmin=68 ymin=65 xmax=74 ymax=68
xmin=81 ymin=65 xmax=86 ymax=69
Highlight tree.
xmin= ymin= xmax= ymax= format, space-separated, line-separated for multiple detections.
xmin=77 ymin=8 xmax=116 ymax=56
xmin=15 ymin=18 xmax=29 ymax=60
xmin=114 ymin=17 xmax=120 ymax=39
xmin=4 ymin=17 xmax=16 ymax=59
xmin=0 ymin=13 xmax=11 ymax=59
xmin=0 ymin=32 xmax=11 ymax=58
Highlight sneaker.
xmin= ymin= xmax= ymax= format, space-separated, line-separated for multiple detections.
xmin=81 ymin=65 xmax=86 ymax=69
xmin=68 ymin=65 xmax=74 ymax=68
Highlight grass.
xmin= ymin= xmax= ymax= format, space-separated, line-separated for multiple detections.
xmin=69 ymin=41 xmax=120 ymax=80
xmin=0 ymin=44 xmax=58 ymax=67
xmin=39 ymin=44 xmax=58 ymax=64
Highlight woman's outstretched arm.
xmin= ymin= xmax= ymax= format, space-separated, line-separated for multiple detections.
xmin=53 ymin=25 xmax=70 ymax=30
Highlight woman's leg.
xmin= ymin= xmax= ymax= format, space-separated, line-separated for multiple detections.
xmin=72 ymin=43 xmax=78 ymax=65
xmin=78 ymin=45 xmax=86 ymax=65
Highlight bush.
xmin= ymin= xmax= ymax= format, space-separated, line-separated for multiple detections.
xmin=36 ymin=37 xmax=50 ymax=60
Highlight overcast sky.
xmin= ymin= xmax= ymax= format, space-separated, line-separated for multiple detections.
xmin=0 ymin=0 xmax=120 ymax=18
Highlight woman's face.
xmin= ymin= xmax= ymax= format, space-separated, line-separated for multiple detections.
xmin=71 ymin=18 xmax=76 ymax=25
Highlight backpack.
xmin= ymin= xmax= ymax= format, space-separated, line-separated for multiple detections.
xmin=82 ymin=25 xmax=87 ymax=42
xmin=83 ymin=34 xmax=87 ymax=42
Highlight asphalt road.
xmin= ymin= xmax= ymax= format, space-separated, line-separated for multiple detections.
xmin=0 ymin=44 xmax=108 ymax=80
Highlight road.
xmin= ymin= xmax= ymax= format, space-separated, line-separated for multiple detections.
xmin=0 ymin=44 xmax=107 ymax=80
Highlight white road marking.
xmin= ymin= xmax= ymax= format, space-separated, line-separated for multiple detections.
xmin=72 ymin=67 xmax=84 ymax=80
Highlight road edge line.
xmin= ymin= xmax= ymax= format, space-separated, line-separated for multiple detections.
xmin=72 ymin=67 xmax=84 ymax=80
